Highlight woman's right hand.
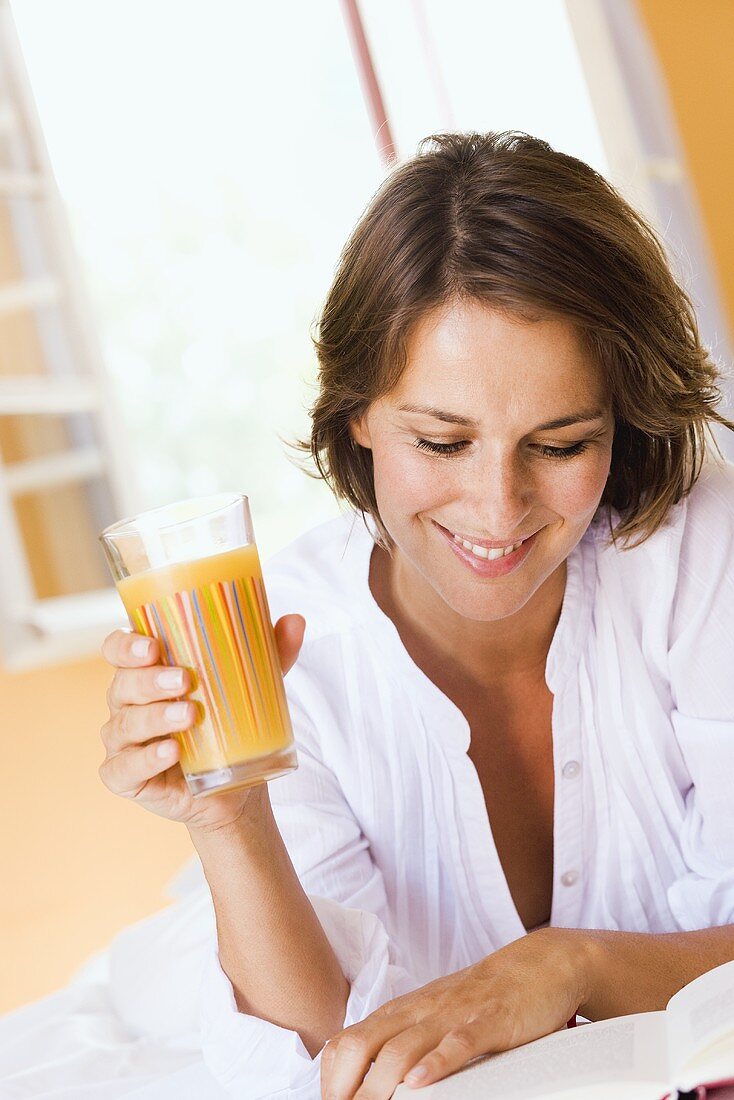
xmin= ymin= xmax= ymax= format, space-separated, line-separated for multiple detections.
xmin=98 ymin=614 xmax=306 ymax=834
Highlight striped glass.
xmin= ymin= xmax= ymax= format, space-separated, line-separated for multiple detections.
xmin=100 ymin=494 xmax=297 ymax=796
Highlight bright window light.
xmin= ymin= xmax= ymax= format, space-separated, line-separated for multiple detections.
xmin=10 ymin=0 xmax=382 ymax=555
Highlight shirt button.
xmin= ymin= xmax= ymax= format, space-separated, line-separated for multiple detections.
xmin=562 ymin=760 xmax=581 ymax=779
xmin=561 ymin=870 xmax=579 ymax=887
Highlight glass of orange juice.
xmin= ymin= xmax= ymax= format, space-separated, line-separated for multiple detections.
xmin=99 ymin=494 xmax=297 ymax=797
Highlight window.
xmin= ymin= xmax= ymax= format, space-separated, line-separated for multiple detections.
xmin=10 ymin=0 xmax=384 ymax=560
xmin=2 ymin=0 xmax=729 ymax=668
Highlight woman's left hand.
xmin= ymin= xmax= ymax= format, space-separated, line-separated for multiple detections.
xmin=320 ymin=927 xmax=593 ymax=1100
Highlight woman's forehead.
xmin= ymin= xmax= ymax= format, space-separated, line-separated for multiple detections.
xmin=390 ymin=300 xmax=609 ymax=413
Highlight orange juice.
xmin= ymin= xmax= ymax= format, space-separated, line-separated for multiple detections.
xmin=117 ymin=544 xmax=294 ymax=789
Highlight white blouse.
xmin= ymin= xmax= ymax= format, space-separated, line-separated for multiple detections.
xmin=3 ymin=459 xmax=733 ymax=1100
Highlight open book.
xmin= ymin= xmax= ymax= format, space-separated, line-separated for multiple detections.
xmin=394 ymin=959 xmax=734 ymax=1100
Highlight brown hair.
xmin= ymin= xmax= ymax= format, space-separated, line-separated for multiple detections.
xmin=292 ymin=130 xmax=733 ymax=551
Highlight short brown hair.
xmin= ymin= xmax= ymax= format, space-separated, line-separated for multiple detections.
xmin=293 ymin=130 xmax=733 ymax=551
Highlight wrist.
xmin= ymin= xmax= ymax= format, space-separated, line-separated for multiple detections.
xmin=187 ymin=784 xmax=277 ymax=850
xmin=532 ymin=926 xmax=602 ymax=1019
xmin=569 ymin=929 xmax=609 ymax=1020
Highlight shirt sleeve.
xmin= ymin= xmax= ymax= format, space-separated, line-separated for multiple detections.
xmin=195 ymin=658 xmax=419 ymax=1099
xmin=665 ymin=460 xmax=734 ymax=930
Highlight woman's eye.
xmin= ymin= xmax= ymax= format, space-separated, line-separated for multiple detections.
xmin=535 ymin=441 xmax=589 ymax=460
xmin=413 ymin=439 xmax=590 ymax=460
xmin=414 ymin=438 xmax=469 ymax=456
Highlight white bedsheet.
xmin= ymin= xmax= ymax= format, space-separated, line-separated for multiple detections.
xmin=0 ymin=977 xmax=223 ymax=1099
xmin=0 ymin=860 xmax=230 ymax=1100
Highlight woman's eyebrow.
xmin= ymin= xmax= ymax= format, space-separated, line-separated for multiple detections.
xmin=397 ymin=403 xmax=605 ymax=431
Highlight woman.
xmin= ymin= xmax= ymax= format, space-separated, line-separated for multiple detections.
xmin=100 ymin=131 xmax=734 ymax=1100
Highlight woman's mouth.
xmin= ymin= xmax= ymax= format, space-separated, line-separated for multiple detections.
xmin=432 ymin=520 xmax=540 ymax=577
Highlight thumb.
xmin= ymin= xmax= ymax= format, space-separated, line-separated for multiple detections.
xmin=273 ymin=614 xmax=306 ymax=676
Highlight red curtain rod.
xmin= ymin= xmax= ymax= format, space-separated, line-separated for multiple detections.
xmin=339 ymin=0 xmax=398 ymax=166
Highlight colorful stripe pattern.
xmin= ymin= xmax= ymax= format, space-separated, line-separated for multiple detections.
xmin=128 ymin=574 xmax=293 ymax=776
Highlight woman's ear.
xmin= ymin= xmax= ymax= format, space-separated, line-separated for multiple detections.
xmin=349 ymin=413 xmax=372 ymax=450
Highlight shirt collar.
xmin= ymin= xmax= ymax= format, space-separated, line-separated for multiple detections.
xmin=543 ymin=526 xmax=597 ymax=694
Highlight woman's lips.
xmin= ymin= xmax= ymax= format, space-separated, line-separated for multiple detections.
xmin=432 ymin=520 xmax=539 ymax=577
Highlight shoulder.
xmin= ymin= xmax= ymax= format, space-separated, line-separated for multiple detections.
xmin=260 ymin=508 xmax=374 ymax=641
xmin=261 ymin=513 xmax=405 ymax=749
xmin=591 ymin=457 xmax=734 ymax=717
xmin=662 ymin=457 xmax=734 ymax=631
xmin=592 ymin=455 xmax=733 ymax=587
xmin=261 ymin=514 xmax=392 ymax=766
xmin=667 ymin=458 xmax=734 ymax=717
xmin=673 ymin=456 xmax=734 ymax=574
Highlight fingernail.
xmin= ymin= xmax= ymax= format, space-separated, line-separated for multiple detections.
xmin=157 ymin=669 xmax=183 ymax=690
xmin=132 ymin=638 xmax=152 ymax=658
xmin=165 ymin=701 xmax=189 ymax=723
xmin=406 ymin=1066 xmax=429 ymax=1084
xmin=156 ymin=741 xmax=176 ymax=758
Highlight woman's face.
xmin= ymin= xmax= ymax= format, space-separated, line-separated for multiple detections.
xmin=350 ymin=297 xmax=615 ymax=624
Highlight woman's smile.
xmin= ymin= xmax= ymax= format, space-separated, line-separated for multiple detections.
xmin=432 ymin=519 xmax=541 ymax=578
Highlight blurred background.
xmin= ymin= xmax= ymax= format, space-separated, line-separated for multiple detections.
xmin=1 ymin=0 xmax=732 ymax=1014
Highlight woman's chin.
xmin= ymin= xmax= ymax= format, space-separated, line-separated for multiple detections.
xmin=431 ymin=577 xmax=533 ymax=623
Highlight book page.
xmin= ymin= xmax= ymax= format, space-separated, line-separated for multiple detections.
xmin=666 ymin=960 xmax=734 ymax=1081
xmin=393 ymin=1014 xmax=668 ymax=1100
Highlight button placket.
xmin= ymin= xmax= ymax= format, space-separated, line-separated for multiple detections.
xmin=550 ymin=681 xmax=585 ymax=926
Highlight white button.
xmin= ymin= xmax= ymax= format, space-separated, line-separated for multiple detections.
xmin=561 ymin=870 xmax=579 ymax=887
xmin=562 ymin=760 xmax=581 ymax=779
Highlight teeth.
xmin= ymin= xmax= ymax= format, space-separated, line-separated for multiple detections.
xmin=454 ymin=535 xmax=524 ymax=560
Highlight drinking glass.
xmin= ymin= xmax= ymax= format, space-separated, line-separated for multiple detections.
xmin=100 ymin=494 xmax=297 ymax=796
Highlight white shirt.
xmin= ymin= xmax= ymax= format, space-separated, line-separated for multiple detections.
xmin=2 ymin=459 xmax=733 ymax=1100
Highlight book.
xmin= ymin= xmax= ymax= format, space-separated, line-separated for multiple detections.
xmin=393 ymin=958 xmax=734 ymax=1100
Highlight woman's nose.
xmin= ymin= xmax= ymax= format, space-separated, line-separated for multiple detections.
xmin=469 ymin=457 xmax=533 ymax=539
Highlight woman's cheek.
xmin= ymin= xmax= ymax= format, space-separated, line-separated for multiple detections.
xmin=404 ymin=454 xmax=458 ymax=512
xmin=373 ymin=446 xmax=454 ymax=517
xmin=545 ymin=451 xmax=610 ymax=522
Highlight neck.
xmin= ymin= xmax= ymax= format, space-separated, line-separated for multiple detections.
xmin=370 ymin=542 xmax=566 ymax=687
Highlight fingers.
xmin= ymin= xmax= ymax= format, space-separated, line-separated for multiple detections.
xmin=404 ymin=1020 xmax=487 ymax=1088
xmin=351 ymin=1022 xmax=443 ymax=1099
xmin=321 ymin=1032 xmax=373 ymax=1100
xmin=321 ymin=1013 xmax=405 ymax=1100
xmin=99 ymin=737 xmax=181 ymax=800
xmin=101 ymin=698 xmax=196 ymax=755
xmin=321 ymin=1014 xmax=491 ymax=1098
xmin=102 ymin=628 xmax=160 ymax=668
xmin=273 ymin=614 xmax=306 ymax=676
xmin=106 ymin=663 xmax=192 ymax=712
